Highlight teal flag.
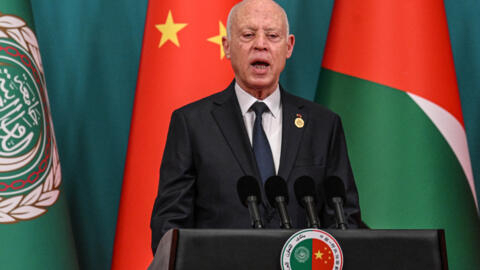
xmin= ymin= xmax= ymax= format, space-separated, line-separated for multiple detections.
xmin=277 ymin=0 xmax=334 ymax=101
xmin=444 ymin=0 xmax=480 ymax=204
xmin=0 ymin=0 xmax=78 ymax=269
xmin=30 ymin=0 xmax=147 ymax=269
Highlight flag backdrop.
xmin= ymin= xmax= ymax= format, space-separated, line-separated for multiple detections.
xmin=27 ymin=0 xmax=480 ymax=269
xmin=111 ymin=1 xmax=238 ymax=268
xmin=316 ymin=0 xmax=480 ymax=269
xmin=0 ymin=0 xmax=78 ymax=269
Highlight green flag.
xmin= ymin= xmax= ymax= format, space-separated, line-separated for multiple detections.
xmin=0 ymin=0 xmax=78 ymax=269
xmin=316 ymin=0 xmax=480 ymax=269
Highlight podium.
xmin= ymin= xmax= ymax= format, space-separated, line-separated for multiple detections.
xmin=149 ymin=229 xmax=448 ymax=270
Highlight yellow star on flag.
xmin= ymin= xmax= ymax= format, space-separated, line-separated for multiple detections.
xmin=207 ymin=21 xmax=227 ymax=59
xmin=155 ymin=10 xmax=188 ymax=48
xmin=314 ymin=250 xmax=323 ymax=259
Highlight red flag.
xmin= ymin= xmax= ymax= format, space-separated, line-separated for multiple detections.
xmin=311 ymin=239 xmax=335 ymax=269
xmin=112 ymin=1 xmax=238 ymax=268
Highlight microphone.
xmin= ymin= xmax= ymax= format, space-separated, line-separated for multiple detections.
xmin=294 ymin=176 xmax=321 ymax=228
xmin=265 ymin=176 xmax=292 ymax=229
xmin=325 ymin=176 xmax=348 ymax=230
xmin=237 ymin=176 xmax=264 ymax=229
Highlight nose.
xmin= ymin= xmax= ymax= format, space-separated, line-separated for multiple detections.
xmin=254 ymin=34 xmax=267 ymax=51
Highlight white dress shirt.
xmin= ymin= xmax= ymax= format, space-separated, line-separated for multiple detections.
xmin=235 ymin=83 xmax=282 ymax=174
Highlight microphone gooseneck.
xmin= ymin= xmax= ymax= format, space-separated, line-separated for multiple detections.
xmin=265 ymin=176 xmax=292 ymax=229
xmin=325 ymin=176 xmax=348 ymax=230
xmin=294 ymin=176 xmax=321 ymax=228
xmin=237 ymin=175 xmax=264 ymax=229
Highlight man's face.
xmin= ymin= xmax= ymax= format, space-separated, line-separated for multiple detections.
xmin=223 ymin=0 xmax=295 ymax=95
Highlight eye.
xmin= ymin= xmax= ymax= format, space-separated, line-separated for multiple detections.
xmin=267 ymin=33 xmax=280 ymax=40
xmin=242 ymin=32 xmax=254 ymax=39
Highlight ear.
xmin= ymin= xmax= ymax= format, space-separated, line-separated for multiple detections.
xmin=222 ymin=36 xmax=231 ymax=59
xmin=286 ymin=34 xmax=295 ymax=59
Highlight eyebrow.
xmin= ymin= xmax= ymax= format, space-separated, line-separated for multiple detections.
xmin=264 ymin=27 xmax=280 ymax=32
xmin=239 ymin=26 xmax=281 ymax=32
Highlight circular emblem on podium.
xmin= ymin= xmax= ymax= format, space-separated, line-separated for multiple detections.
xmin=281 ymin=229 xmax=343 ymax=270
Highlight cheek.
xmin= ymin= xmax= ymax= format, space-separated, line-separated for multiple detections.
xmin=274 ymin=51 xmax=288 ymax=68
xmin=233 ymin=46 xmax=250 ymax=59
xmin=234 ymin=57 xmax=250 ymax=70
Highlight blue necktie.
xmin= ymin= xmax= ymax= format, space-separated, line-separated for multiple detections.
xmin=251 ymin=102 xmax=275 ymax=183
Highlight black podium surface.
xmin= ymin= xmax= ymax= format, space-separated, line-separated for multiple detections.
xmin=149 ymin=229 xmax=448 ymax=270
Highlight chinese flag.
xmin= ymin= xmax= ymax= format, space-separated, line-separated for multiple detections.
xmin=311 ymin=239 xmax=335 ymax=270
xmin=111 ymin=1 xmax=238 ymax=268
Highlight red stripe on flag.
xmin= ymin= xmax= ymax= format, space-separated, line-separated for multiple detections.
xmin=322 ymin=0 xmax=465 ymax=126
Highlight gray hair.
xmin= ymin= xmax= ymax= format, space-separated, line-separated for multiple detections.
xmin=226 ymin=0 xmax=290 ymax=39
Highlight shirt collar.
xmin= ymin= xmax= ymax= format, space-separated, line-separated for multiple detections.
xmin=234 ymin=82 xmax=281 ymax=118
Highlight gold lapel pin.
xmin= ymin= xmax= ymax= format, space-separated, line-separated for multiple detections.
xmin=295 ymin=113 xmax=304 ymax=128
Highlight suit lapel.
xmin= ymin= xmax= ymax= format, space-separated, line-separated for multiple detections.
xmin=278 ymin=89 xmax=307 ymax=181
xmin=211 ymin=84 xmax=306 ymax=218
xmin=211 ymin=83 xmax=259 ymax=178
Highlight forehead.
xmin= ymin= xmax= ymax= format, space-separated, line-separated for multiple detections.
xmin=233 ymin=1 xmax=286 ymax=31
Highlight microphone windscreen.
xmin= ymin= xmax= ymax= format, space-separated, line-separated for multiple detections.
xmin=237 ymin=175 xmax=261 ymax=207
xmin=324 ymin=176 xmax=346 ymax=206
xmin=264 ymin=176 xmax=289 ymax=206
xmin=294 ymin=176 xmax=316 ymax=207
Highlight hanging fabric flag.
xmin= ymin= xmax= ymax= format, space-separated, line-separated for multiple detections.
xmin=111 ymin=0 xmax=238 ymax=269
xmin=0 ymin=0 xmax=78 ymax=269
xmin=316 ymin=0 xmax=480 ymax=269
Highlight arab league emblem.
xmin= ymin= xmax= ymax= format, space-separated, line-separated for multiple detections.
xmin=0 ymin=14 xmax=62 ymax=223
xmin=281 ymin=229 xmax=343 ymax=270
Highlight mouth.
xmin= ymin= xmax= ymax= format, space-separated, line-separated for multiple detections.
xmin=250 ymin=59 xmax=271 ymax=74
xmin=251 ymin=61 xmax=270 ymax=69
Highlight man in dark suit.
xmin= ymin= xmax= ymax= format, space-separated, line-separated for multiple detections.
xmin=150 ymin=0 xmax=362 ymax=253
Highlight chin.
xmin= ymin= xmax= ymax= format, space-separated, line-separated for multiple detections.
xmin=247 ymin=79 xmax=275 ymax=90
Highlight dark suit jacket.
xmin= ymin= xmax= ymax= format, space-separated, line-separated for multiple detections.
xmin=150 ymin=81 xmax=362 ymax=253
